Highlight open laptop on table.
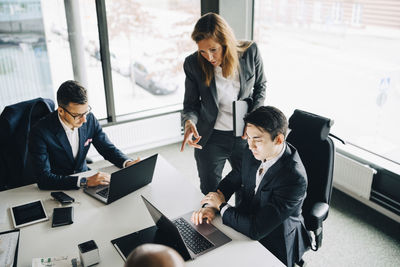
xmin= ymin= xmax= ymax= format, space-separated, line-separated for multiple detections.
xmin=111 ymin=195 xmax=232 ymax=261
xmin=84 ymin=154 xmax=158 ymax=204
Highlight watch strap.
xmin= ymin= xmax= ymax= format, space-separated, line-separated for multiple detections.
xmin=219 ymin=202 xmax=227 ymax=211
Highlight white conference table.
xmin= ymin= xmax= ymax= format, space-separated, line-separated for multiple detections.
xmin=0 ymin=155 xmax=284 ymax=267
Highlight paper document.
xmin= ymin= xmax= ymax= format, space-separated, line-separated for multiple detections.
xmin=0 ymin=231 xmax=19 ymax=267
xmin=32 ymin=256 xmax=81 ymax=267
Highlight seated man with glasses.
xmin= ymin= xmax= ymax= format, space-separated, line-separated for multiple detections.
xmin=29 ymin=80 xmax=138 ymax=190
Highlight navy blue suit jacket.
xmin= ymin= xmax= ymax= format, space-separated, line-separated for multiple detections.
xmin=0 ymin=98 xmax=54 ymax=190
xmin=218 ymin=143 xmax=311 ymax=267
xmin=29 ymin=111 xmax=129 ymax=190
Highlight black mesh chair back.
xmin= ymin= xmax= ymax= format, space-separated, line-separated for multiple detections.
xmin=286 ymin=109 xmax=335 ymax=250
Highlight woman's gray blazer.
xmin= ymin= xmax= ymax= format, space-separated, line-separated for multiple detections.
xmin=182 ymin=42 xmax=267 ymax=147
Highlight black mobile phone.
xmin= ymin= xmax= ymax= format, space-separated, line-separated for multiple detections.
xmin=51 ymin=191 xmax=75 ymax=204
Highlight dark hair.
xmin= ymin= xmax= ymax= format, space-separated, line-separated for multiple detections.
xmin=244 ymin=106 xmax=288 ymax=140
xmin=57 ymin=80 xmax=87 ymax=107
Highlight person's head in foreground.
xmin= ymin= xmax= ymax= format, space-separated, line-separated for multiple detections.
xmin=124 ymin=244 xmax=185 ymax=267
xmin=244 ymin=106 xmax=288 ymax=161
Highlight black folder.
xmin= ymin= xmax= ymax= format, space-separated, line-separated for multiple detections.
xmin=0 ymin=229 xmax=20 ymax=267
xmin=52 ymin=206 xmax=74 ymax=227
xmin=233 ymin=100 xmax=249 ymax=137
xmin=111 ymin=225 xmax=190 ymax=261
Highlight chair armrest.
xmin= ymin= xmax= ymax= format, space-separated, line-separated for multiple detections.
xmin=307 ymin=202 xmax=329 ymax=230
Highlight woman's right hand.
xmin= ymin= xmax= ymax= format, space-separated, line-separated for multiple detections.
xmin=180 ymin=120 xmax=202 ymax=151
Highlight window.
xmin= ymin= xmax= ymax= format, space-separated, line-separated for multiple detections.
xmin=42 ymin=0 xmax=107 ymax=119
xmin=0 ymin=0 xmax=53 ymax=111
xmin=0 ymin=0 xmax=108 ymax=119
xmin=254 ymin=0 xmax=400 ymax=164
xmin=104 ymin=0 xmax=200 ymax=116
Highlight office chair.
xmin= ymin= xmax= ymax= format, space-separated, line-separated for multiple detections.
xmin=286 ymin=109 xmax=335 ymax=252
xmin=0 ymin=98 xmax=55 ymax=191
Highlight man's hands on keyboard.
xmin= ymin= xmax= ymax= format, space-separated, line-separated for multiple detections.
xmin=87 ymin=172 xmax=110 ymax=187
xmin=191 ymin=207 xmax=216 ymax=225
xmin=174 ymin=218 xmax=213 ymax=254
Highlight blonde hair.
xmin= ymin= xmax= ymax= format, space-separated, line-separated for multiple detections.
xmin=191 ymin=13 xmax=252 ymax=87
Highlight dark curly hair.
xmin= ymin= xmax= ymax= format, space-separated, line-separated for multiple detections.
xmin=57 ymin=80 xmax=88 ymax=107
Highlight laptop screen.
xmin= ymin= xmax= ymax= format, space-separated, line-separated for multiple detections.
xmin=141 ymin=196 xmax=192 ymax=260
xmin=107 ymin=154 xmax=158 ymax=204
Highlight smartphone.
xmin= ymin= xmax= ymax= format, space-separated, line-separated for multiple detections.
xmin=51 ymin=191 xmax=75 ymax=204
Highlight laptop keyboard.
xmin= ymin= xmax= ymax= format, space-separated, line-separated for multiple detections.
xmin=173 ymin=218 xmax=213 ymax=254
xmin=96 ymin=187 xmax=109 ymax=198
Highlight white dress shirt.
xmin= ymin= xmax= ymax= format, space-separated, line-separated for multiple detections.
xmin=221 ymin=143 xmax=286 ymax=216
xmin=58 ymin=114 xmax=84 ymax=187
xmin=58 ymin=114 xmax=79 ymax=159
xmin=58 ymin=114 xmax=132 ymax=187
xmin=213 ymin=66 xmax=240 ymax=131
xmin=254 ymin=143 xmax=286 ymax=193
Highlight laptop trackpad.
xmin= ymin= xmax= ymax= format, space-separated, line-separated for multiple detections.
xmin=194 ymin=222 xmax=217 ymax=236
xmin=181 ymin=212 xmax=217 ymax=236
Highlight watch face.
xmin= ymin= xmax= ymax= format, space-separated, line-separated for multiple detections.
xmin=80 ymin=178 xmax=87 ymax=186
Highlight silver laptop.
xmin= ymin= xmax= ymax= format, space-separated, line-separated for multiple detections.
xmin=141 ymin=195 xmax=232 ymax=260
xmin=84 ymin=154 xmax=158 ymax=204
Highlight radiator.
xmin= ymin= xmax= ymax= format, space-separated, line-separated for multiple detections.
xmin=333 ymin=153 xmax=377 ymax=200
xmin=86 ymin=112 xmax=182 ymax=160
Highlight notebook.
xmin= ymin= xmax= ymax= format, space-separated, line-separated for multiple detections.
xmin=84 ymin=154 xmax=158 ymax=204
xmin=0 ymin=229 xmax=20 ymax=267
xmin=111 ymin=196 xmax=232 ymax=261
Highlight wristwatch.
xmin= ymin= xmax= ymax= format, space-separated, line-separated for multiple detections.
xmin=219 ymin=202 xmax=227 ymax=212
xmin=80 ymin=177 xmax=87 ymax=188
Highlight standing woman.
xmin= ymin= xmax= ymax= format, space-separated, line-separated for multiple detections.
xmin=181 ymin=12 xmax=266 ymax=195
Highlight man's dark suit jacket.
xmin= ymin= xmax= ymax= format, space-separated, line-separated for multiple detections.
xmin=218 ymin=143 xmax=311 ymax=267
xmin=182 ymin=42 xmax=266 ymax=146
xmin=0 ymin=98 xmax=54 ymax=190
xmin=29 ymin=111 xmax=129 ymax=190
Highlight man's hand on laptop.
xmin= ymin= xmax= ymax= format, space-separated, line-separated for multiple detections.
xmin=191 ymin=207 xmax=216 ymax=225
xmin=125 ymin=157 xmax=140 ymax=167
xmin=87 ymin=172 xmax=111 ymax=187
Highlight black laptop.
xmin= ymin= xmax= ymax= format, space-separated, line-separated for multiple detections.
xmin=84 ymin=154 xmax=158 ymax=204
xmin=111 ymin=195 xmax=232 ymax=261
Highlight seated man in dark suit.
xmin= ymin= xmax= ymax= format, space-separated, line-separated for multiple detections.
xmin=191 ymin=106 xmax=311 ymax=267
xmin=29 ymin=80 xmax=138 ymax=190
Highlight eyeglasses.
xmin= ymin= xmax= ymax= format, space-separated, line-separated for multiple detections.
xmin=61 ymin=105 xmax=92 ymax=121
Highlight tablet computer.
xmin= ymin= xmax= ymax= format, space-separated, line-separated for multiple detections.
xmin=10 ymin=200 xmax=49 ymax=228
